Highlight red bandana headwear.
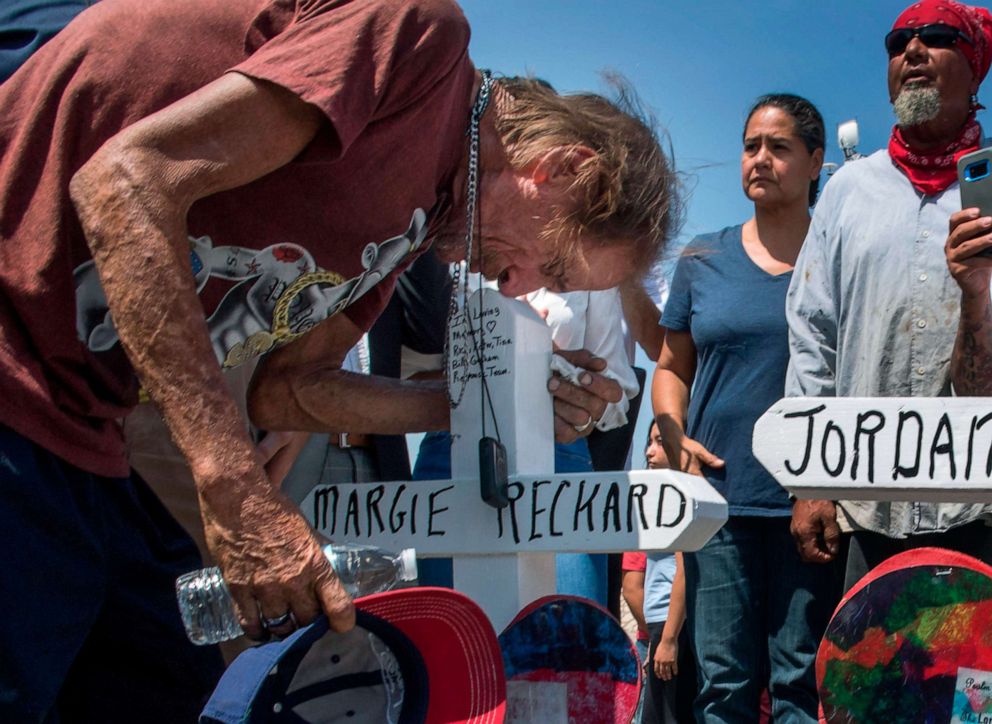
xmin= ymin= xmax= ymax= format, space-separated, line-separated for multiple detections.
xmin=887 ymin=0 xmax=992 ymax=195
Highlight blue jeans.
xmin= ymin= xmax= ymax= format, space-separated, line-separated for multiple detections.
xmin=684 ymin=516 xmax=839 ymax=723
xmin=411 ymin=431 xmax=455 ymax=587
xmin=553 ymin=438 xmax=608 ymax=607
xmin=0 ymin=426 xmax=224 ymax=723
xmin=632 ymin=638 xmax=650 ymax=724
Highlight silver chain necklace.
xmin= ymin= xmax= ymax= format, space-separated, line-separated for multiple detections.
xmin=444 ymin=69 xmax=494 ymax=408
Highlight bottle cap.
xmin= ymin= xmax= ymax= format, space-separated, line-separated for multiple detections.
xmin=398 ymin=548 xmax=418 ymax=582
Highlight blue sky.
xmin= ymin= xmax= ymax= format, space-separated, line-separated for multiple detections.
xmin=459 ymin=0 xmax=963 ymax=246
xmin=439 ymin=0 xmax=991 ymax=466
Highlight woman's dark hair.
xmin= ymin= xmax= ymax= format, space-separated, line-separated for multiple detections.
xmin=744 ymin=93 xmax=825 ymax=206
xmin=644 ymin=422 xmax=660 ymax=452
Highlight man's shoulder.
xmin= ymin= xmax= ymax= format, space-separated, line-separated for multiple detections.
xmin=373 ymin=0 xmax=469 ymax=33
xmin=282 ymin=0 xmax=469 ymax=49
xmin=814 ymin=149 xmax=905 ymax=218
xmin=823 ymin=149 xmax=891 ymax=190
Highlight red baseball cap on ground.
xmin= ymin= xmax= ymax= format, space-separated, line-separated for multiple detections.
xmin=201 ymin=587 xmax=506 ymax=724
xmin=358 ymin=587 xmax=506 ymax=724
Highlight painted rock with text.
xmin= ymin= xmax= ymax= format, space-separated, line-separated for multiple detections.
xmin=817 ymin=548 xmax=992 ymax=723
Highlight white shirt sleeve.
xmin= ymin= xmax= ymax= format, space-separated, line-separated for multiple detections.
xmin=530 ymin=288 xmax=640 ymax=431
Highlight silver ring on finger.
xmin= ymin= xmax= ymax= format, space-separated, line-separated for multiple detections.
xmin=262 ymin=611 xmax=294 ymax=629
xmin=573 ymin=415 xmax=594 ymax=434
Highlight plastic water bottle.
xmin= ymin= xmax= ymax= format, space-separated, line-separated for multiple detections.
xmin=176 ymin=543 xmax=418 ymax=645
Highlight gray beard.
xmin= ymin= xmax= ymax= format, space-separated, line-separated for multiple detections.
xmin=893 ymin=85 xmax=942 ymax=128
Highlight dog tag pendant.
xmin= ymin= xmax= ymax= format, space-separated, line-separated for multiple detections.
xmin=479 ymin=436 xmax=509 ymax=508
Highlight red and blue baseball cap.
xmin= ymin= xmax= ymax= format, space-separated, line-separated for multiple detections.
xmin=201 ymin=587 xmax=506 ymax=724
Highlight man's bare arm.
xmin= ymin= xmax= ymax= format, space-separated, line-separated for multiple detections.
xmin=249 ymin=312 xmax=451 ymax=434
xmin=249 ymin=312 xmax=622 ymax=443
xmin=952 ymin=292 xmax=992 ymax=395
xmin=947 ymin=208 xmax=992 ymax=395
xmin=70 ymin=72 xmax=354 ymax=638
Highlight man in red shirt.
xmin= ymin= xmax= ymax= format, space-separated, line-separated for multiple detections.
xmin=0 ymin=0 xmax=679 ymax=719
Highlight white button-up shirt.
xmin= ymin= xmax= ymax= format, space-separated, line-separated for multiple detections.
xmin=527 ymin=288 xmax=640 ymax=432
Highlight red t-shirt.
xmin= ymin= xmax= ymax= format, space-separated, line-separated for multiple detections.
xmin=622 ymin=552 xmax=647 ymax=572
xmin=0 ymin=0 xmax=475 ymax=476
xmin=622 ymin=552 xmax=649 ymax=641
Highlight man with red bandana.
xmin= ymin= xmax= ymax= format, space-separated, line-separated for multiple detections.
xmin=787 ymin=0 xmax=992 ymax=591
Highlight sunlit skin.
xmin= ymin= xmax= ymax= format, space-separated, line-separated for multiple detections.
xmin=739 ymin=105 xmax=822 ymax=277
xmin=887 ymin=32 xmax=977 ymax=148
xmin=645 ymin=422 xmax=670 ymax=470
xmin=432 ymin=162 xmax=636 ymax=296
xmin=741 ymin=106 xmax=822 ymax=214
xmin=432 ymin=80 xmax=636 ymax=297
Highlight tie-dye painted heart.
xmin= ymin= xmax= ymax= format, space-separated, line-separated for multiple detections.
xmin=498 ymin=596 xmax=640 ymax=724
xmin=817 ymin=547 xmax=992 ymax=723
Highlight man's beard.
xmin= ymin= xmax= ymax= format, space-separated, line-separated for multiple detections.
xmin=893 ymin=85 xmax=942 ymax=128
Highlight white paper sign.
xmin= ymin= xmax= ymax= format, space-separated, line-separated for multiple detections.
xmin=753 ymin=398 xmax=992 ymax=502
xmin=952 ymin=667 xmax=992 ymax=723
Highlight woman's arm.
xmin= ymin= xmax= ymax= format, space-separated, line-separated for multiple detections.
xmin=652 ymin=330 xmax=724 ymax=475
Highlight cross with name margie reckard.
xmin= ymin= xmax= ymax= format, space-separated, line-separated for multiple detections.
xmin=301 ymin=289 xmax=728 ymax=630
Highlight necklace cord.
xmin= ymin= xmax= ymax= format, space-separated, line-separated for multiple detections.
xmin=444 ymin=69 xmax=493 ymax=409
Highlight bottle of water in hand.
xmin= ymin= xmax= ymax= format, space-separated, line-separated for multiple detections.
xmin=176 ymin=543 xmax=418 ymax=645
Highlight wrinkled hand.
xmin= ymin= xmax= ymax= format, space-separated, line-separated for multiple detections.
xmin=548 ymin=349 xmax=622 ymax=444
xmin=199 ymin=472 xmax=355 ymax=641
xmin=653 ymin=636 xmax=679 ymax=681
xmin=946 ymin=208 xmax=992 ymax=298
xmin=256 ymin=430 xmax=311 ymax=489
xmin=790 ymin=499 xmax=840 ymax=563
xmin=662 ymin=430 xmax=724 ymax=477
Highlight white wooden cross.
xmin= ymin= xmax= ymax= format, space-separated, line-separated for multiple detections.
xmin=753 ymin=397 xmax=992 ymax=502
xmin=302 ymin=289 xmax=728 ymax=631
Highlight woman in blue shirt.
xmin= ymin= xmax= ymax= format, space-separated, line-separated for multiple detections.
xmin=653 ymin=94 xmax=837 ymax=723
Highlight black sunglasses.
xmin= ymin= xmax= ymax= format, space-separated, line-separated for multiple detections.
xmin=885 ymin=23 xmax=974 ymax=57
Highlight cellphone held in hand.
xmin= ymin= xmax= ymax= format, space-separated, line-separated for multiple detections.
xmin=958 ymin=147 xmax=992 ymax=258
xmin=479 ymin=436 xmax=509 ymax=509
